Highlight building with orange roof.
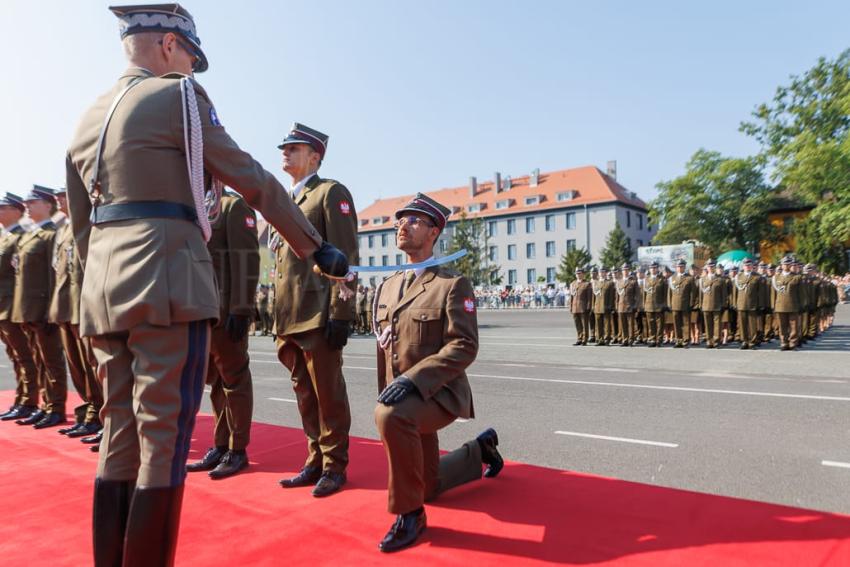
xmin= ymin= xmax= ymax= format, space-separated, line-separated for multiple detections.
xmin=356 ymin=163 xmax=656 ymax=286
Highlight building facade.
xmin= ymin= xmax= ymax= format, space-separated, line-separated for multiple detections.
xmin=356 ymin=165 xmax=656 ymax=286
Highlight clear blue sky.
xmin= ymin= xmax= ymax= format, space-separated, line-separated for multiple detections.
xmin=2 ymin=1 xmax=848 ymax=211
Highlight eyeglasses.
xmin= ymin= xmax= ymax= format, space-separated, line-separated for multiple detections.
xmin=158 ymin=35 xmax=199 ymax=64
xmin=393 ymin=216 xmax=435 ymax=230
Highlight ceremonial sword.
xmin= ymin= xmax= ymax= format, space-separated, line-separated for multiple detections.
xmin=314 ymin=248 xmax=469 ymax=284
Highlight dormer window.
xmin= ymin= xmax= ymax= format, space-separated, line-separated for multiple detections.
xmin=524 ymin=195 xmax=541 ymax=206
xmin=467 ymin=203 xmax=483 ymax=213
xmin=495 ymin=199 xmax=512 ymax=210
xmin=556 ymin=190 xmax=578 ymax=202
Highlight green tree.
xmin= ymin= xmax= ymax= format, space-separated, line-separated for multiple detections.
xmin=649 ymin=150 xmax=779 ymax=254
xmin=447 ymin=213 xmax=500 ymax=285
xmin=741 ymin=49 xmax=850 ymax=245
xmin=598 ymin=222 xmax=633 ymax=269
xmin=556 ymin=247 xmax=592 ymax=285
xmin=794 ymin=215 xmax=848 ymax=274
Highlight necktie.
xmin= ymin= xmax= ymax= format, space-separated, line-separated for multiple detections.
xmin=400 ymin=270 xmax=416 ymax=299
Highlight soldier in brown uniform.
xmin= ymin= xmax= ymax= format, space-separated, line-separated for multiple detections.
xmin=635 ymin=267 xmax=647 ymax=343
xmin=273 ymin=123 xmax=359 ymax=498
xmin=699 ymin=259 xmax=728 ymax=348
xmin=725 ymin=265 xmax=739 ymax=344
xmin=772 ymin=257 xmax=802 ymax=350
xmin=50 ymin=189 xmax=104 ymax=438
xmin=12 ymin=186 xmax=68 ymax=429
xmin=734 ymin=258 xmax=763 ymax=349
xmin=65 ymin=6 xmax=347 ymax=565
xmin=373 ymin=194 xmax=503 ymax=553
xmin=642 ymin=261 xmax=668 ymax=347
xmin=570 ymin=266 xmax=592 ymax=345
xmin=591 ymin=266 xmax=616 ymax=345
xmin=615 ymin=263 xmax=639 ymax=346
xmin=186 ymin=191 xmax=259 ymax=479
xmin=689 ymin=264 xmax=702 ymax=345
xmin=668 ymin=259 xmax=694 ymax=348
xmin=0 ymin=194 xmax=40 ymax=422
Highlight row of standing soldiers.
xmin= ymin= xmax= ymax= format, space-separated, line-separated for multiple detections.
xmin=569 ymin=256 xmax=839 ymax=351
xmin=254 ymin=283 xmax=376 ymax=336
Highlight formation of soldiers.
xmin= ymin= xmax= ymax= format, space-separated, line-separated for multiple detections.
xmin=569 ymin=256 xmax=839 ymax=351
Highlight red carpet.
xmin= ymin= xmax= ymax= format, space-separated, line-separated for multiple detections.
xmin=0 ymin=390 xmax=848 ymax=566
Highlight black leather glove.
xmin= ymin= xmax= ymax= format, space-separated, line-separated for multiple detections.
xmin=326 ymin=319 xmax=349 ymax=350
xmin=313 ymin=241 xmax=349 ymax=279
xmin=377 ymin=376 xmax=417 ymax=405
xmin=225 ymin=314 xmax=252 ymax=342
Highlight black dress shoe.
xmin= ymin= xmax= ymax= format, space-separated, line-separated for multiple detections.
xmin=477 ymin=428 xmax=504 ymax=478
xmin=279 ymin=466 xmax=322 ymax=488
xmin=17 ymin=409 xmax=45 ymax=425
xmin=572 ymin=341 xmax=582 ymax=346
xmin=2 ymin=405 xmax=36 ymax=421
xmin=0 ymin=405 xmax=19 ymax=419
xmin=34 ymin=412 xmax=67 ymax=429
xmin=209 ymin=450 xmax=248 ymax=480
xmin=312 ymin=471 xmax=346 ymax=497
xmin=186 ymin=446 xmax=227 ymax=473
xmin=379 ymin=508 xmax=426 ymax=553
xmin=67 ymin=421 xmax=103 ymax=438
xmin=59 ymin=422 xmax=84 ymax=435
xmin=82 ymin=430 xmax=104 ymax=444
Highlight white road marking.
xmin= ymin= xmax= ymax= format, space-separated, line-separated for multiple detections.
xmin=455 ymin=418 xmax=471 ymax=423
xmin=821 ymin=460 xmax=850 ymax=469
xmin=269 ymin=397 xmax=297 ymax=403
xmin=555 ymin=430 xmax=678 ymax=448
xmin=479 ymin=335 xmax=567 ymax=340
xmin=467 ymin=373 xmax=850 ymax=402
xmin=578 ymin=366 xmax=639 ymax=373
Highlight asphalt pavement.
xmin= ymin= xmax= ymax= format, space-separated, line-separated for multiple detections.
xmin=2 ymin=305 xmax=849 ymax=514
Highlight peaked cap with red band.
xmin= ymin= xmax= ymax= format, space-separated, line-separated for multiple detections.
xmin=277 ymin=122 xmax=329 ymax=160
xmin=395 ymin=192 xmax=451 ymax=231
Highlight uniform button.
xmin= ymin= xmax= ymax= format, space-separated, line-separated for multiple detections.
xmin=392 ymin=335 xmax=398 ymax=341
xmin=392 ymin=353 xmax=398 ymax=359
xmin=420 ymin=314 xmax=427 ymax=320
xmin=392 ymin=317 xmax=398 ymax=323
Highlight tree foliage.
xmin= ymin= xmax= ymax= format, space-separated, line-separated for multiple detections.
xmin=794 ymin=214 xmax=849 ymax=274
xmin=649 ymin=150 xmax=779 ymax=255
xmin=447 ymin=213 xmax=499 ymax=286
xmin=556 ymin=247 xmax=592 ymax=285
xmin=598 ymin=222 xmax=633 ymax=269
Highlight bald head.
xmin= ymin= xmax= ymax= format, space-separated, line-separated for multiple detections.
xmin=122 ymin=31 xmax=196 ymax=76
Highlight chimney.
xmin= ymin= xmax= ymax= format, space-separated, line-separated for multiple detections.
xmin=530 ymin=168 xmax=539 ymax=187
xmin=469 ymin=176 xmax=477 ymax=198
xmin=494 ymin=172 xmax=502 ymax=194
xmin=503 ymin=175 xmax=512 ymax=191
xmin=606 ymin=160 xmax=617 ymax=180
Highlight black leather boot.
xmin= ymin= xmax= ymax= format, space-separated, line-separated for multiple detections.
xmin=122 ymin=485 xmax=184 ymax=567
xmin=93 ymin=478 xmax=134 ymax=567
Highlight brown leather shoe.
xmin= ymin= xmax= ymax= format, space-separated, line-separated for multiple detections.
xmin=279 ymin=466 xmax=321 ymax=488
xmin=312 ymin=471 xmax=346 ymax=497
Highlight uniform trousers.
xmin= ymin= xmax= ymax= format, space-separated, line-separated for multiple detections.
xmin=593 ymin=313 xmax=613 ymax=343
xmin=775 ymin=313 xmax=799 ymax=348
xmin=207 ymin=325 xmax=253 ymax=451
xmin=23 ymin=322 xmax=67 ymax=413
xmin=0 ymin=320 xmax=38 ymax=406
xmin=276 ymin=328 xmax=351 ymax=474
xmin=92 ymin=320 xmax=209 ymax=487
xmin=58 ymin=322 xmax=103 ymax=423
xmin=375 ymin=393 xmax=483 ymax=514
xmin=672 ymin=311 xmax=689 ymax=344
xmin=645 ymin=311 xmax=664 ymax=343
xmin=755 ymin=311 xmax=765 ymax=342
xmin=801 ymin=311 xmax=810 ymax=339
xmin=737 ymin=311 xmax=758 ymax=347
xmin=572 ymin=313 xmax=591 ymax=343
xmin=702 ymin=311 xmax=722 ymax=346
xmin=618 ymin=312 xmax=636 ymax=343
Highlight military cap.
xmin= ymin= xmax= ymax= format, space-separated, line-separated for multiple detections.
xmin=24 ymin=185 xmax=57 ymax=203
xmin=780 ymin=256 xmax=792 ymax=265
xmin=574 ymin=266 xmax=585 ymax=274
xmin=600 ymin=266 xmax=609 ymax=272
xmin=676 ymin=259 xmax=687 ymax=267
xmin=706 ymin=258 xmax=716 ymax=267
xmin=649 ymin=260 xmax=659 ymax=268
xmin=0 ymin=193 xmax=26 ymax=212
xmin=277 ymin=122 xmax=329 ymax=160
xmin=742 ymin=258 xmax=753 ymax=266
xmin=590 ymin=266 xmax=599 ymax=273
xmin=395 ymin=192 xmax=451 ymax=231
xmin=109 ymin=4 xmax=208 ymax=73
xmin=767 ymin=263 xmax=776 ymax=270
xmin=620 ymin=262 xmax=631 ymax=270
xmin=757 ymin=261 xmax=766 ymax=268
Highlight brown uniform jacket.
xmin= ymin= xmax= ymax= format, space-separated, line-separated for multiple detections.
xmin=668 ymin=273 xmax=694 ymax=311
xmin=734 ymin=272 xmax=763 ymax=311
xmin=66 ymin=68 xmax=321 ymax=336
xmin=48 ymin=221 xmax=81 ymax=324
xmin=642 ymin=274 xmax=668 ymax=312
xmin=0 ymin=225 xmax=25 ymax=321
xmin=374 ymin=267 xmax=477 ymax=420
xmin=208 ymin=194 xmax=260 ymax=323
xmin=699 ymin=275 xmax=728 ymax=312
xmin=615 ymin=276 xmax=639 ymax=312
xmin=772 ymin=272 xmax=801 ymax=313
xmin=11 ymin=222 xmax=57 ymax=323
xmin=570 ymin=280 xmax=593 ymax=313
xmin=591 ymin=279 xmax=615 ymax=314
xmin=272 ymin=175 xmax=359 ymax=336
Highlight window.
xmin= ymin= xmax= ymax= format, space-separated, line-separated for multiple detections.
xmin=368 ymin=256 xmax=375 ymax=266
xmin=381 ymin=255 xmax=388 ymax=266
xmin=526 ymin=217 xmax=535 ymax=233
xmin=495 ymin=199 xmax=511 ymax=210
xmin=507 ymin=219 xmax=516 ymax=235
xmin=524 ymin=196 xmax=540 ymax=206
xmin=526 ymin=243 xmax=536 ymax=259
xmin=507 ymin=244 xmax=517 ymax=260
xmin=508 ymin=269 xmax=517 ymax=284
xmin=368 ymin=235 xmax=374 ymax=248
xmin=489 ymin=246 xmax=498 ymax=262
xmin=545 ymin=214 xmax=555 ymax=231
xmin=565 ymin=212 xmax=576 ymax=229
xmin=359 ymin=219 xmax=368 ymax=227
xmin=395 ymin=254 xmax=403 ymax=265
xmin=527 ymin=268 xmax=536 ymax=284
xmin=488 ymin=221 xmax=498 ymax=237
xmin=637 ymin=239 xmax=644 ymax=247
xmin=638 ymin=214 xmax=643 ymax=230
xmin=545 ymin=241 xmax=556 ymax=257
xmin=372 ymin=217 xmax=383 ymax=225
xmin=381 ymin=233 xmax=388 ymax=247
xmin=439 ymin=239 xmax=449 ymax=253
xmin=467 ymin=203 xmax=483 ymax=213
xmin=626 ymin=210 xmax=631 ymax=228
xmin=557 ymin=190 xmax=577 ymax=201
xmin=566 ymin=239 xmax=576 ymax=252
xmin=547 ymin=267 xmax=556 ymax=283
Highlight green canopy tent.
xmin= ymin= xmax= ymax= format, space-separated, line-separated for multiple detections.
xmin=716 ymin=249 xmax=755 ymax=269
